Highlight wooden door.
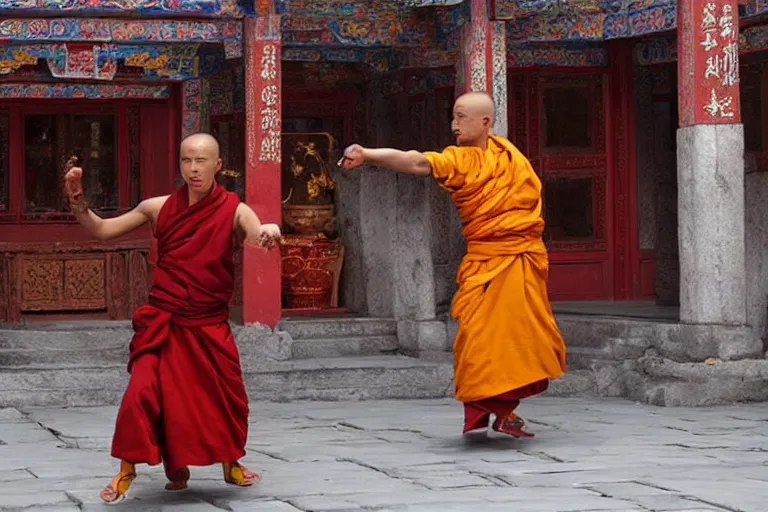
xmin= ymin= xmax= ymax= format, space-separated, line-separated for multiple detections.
xmin=509 ymin=71 xmax=612 ymax=300
xmin=140 ymin=102 xmax=176 ymax=198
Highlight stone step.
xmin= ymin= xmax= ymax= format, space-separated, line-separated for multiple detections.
xmin=278 ymin=317 xmax=397 ymax=340
xmin=564 ymin=342 xmax=650 ymax=370
xmin=289 ymin=335 xmax=399 ymax=359
xmin=0 ymin=346 xmax=128 ymax=366
xmin=0 ymin=355 xmax=454 ymax=408
xmin=556 ymin=314 xmax=662 ymax=349
xmin=545 ymin=370 xmax=598 ymax=397
xmin=0 ymin=325 xmax=133 ymax=350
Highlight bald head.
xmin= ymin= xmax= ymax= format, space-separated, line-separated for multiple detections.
xmin=181 ymin=132 xmax=220 ymax=158
xmin=455 ymin=92 xmax=495 ymax=122
xmin=452 ymin=92 xmax=495 ymax=147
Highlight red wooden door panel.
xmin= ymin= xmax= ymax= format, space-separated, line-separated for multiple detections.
xmin=140 ymin=102 xmax=175 ymax=198
xmin=509 ymin=71 xmax=612 ymax=300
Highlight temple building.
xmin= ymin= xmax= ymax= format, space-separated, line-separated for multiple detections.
xmin=1 ymin=0 xmax=767 ymax=405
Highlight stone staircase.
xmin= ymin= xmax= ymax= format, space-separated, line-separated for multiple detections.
xmin=7 ymin=311 xmax=758 ymax=409
xmin=0 ymin=317 xmax=454 ymax=408
xmin=555 ymin=314 xmax=768 ymax=406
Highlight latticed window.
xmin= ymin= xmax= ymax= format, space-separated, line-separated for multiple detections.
xmin=24 ymin=113 xmax=117 ymax=215
xmin=0 ymin=102 xmax=146 ymax=223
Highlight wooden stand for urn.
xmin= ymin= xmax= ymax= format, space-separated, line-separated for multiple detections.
xmin=280 ymin=132 xmax=345 ymax=313
xmin=280 ymin=234 xmax=344 ymax=312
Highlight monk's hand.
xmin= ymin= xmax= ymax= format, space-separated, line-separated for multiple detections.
xmin=337 ymin=144 xmax=365 ymax=169
xmin=258 ymin=223 xmax=282 ymax=249
xmin=63 ymin=156 xmax=87 ymax=212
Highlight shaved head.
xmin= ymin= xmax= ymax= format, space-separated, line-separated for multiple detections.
xmin=181 ymin=132 xmax=220 ymax=158
xmin=455 ymin=92 xmax=495 ymax=123
xmin=451 ymin=92 xmax=495 ymax=148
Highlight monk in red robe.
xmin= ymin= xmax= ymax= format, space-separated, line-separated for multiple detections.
xmin=340 ymin=92 xmax=567 ymax=438
xmin=63 ymin=133 xmax=281 ymax=504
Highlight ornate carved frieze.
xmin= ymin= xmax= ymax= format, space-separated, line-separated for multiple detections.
xmin=0 ymin=0 xmax=246 ymax=17
xmin=0 ymin=83 xmax=170 ymax=99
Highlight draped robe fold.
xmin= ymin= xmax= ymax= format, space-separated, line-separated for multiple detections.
xmin=111 ymin=184 xmax=249 ymax=475
xmin=424 ymin=135 xmax=567 ymax=432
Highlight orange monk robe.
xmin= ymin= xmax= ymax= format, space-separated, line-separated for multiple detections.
xmin=111 ymin=183 xmax=249 ymax=480
xmin=424 ymin=135 xmax=567 ymax=433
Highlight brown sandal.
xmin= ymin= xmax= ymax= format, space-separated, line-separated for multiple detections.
xmin=100 ymin=461 xmax=137 ymax=505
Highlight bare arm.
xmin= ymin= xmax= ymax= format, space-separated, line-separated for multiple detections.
xmin=235 ymin=203 xmax=262 ymax=244
xmin=64 ymin=160 xmax=164 ymax=241
xmin=339 ymin=145 xmax=432 ymax=177
xmin=72 ymin=197 xmax=165 ymax=241
xmin=235 ymin=203 xmax=282 ymax=249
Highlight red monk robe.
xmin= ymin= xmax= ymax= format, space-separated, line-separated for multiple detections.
xmin=110 ymin=183 xmax=251 ymax=488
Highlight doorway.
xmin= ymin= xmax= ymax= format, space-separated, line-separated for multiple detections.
xmin=508 ymin=69 xmax=636 ymax=301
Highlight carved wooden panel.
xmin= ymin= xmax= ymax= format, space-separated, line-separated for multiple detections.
xmin=21 ymin=257 xmax=63 ymax=311
xmin=63 ymin=258 xmax=106 ymax=310
xmin=20 ymin=255 xmax=107 ymax=311
xmin=106 ymin=252 xmax=128 ymax=319
xmin=5 ymin=254 xmax=20 ymax=323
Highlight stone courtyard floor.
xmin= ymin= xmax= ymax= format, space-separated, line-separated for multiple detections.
xmin=0 ymin=397 xmax=767 ymax=512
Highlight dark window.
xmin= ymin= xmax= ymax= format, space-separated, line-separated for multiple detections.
xmin=0 ymin=109 xmax=8 ymax=212
xmin=24 ymin=113 xmax=117 ymax=214
xmin=544 ymin=175 xmax=594 ymax=240
xmin=543 ymin=86 xmax=592 ymax=149
xmin=128 ymin=106 xmax=142 ymax=207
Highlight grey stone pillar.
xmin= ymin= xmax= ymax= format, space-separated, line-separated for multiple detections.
xmin=357 ymin=87 xmax=398 ymax=317
xmin=677 ymin=124 xmax=746 ymax=325
xmin=745 ymin=154 xmax=768 ymax=342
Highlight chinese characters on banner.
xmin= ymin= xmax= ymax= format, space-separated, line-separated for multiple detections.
xmin=244 ymin=16 xmax=281 ymax=169
xmin=258 ymin=43 xmax=281 ymax=163
xmin=679 ymin=0 xmax=741 ymax=125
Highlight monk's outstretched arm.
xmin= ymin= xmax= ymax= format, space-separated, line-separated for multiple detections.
xmin=363 ymin=148 xmax=432 ymax=177
xmin=340 ymin=145 xmax=432 ymax=177
xmin=72 ymin=198 xmax=161 ymax=241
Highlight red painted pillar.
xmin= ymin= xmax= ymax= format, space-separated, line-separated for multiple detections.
xmin=457 ymin=0 xmax=508 ymax=137
xmin=243 ymin=15 xmax=282 ymax=327
xmin=678 ymin=0 xmax=741 ymax=125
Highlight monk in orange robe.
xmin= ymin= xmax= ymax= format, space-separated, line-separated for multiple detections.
xmin=63 ymin=133 xmax=282 ymax=503
xmin=340 ymin=92 xmax=566 ymax=438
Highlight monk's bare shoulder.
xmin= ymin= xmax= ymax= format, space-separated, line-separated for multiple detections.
xmin=137 ymin=195 xmax=170 ymax=228
xmin=233 ymin=202 xmax=257 ymax=227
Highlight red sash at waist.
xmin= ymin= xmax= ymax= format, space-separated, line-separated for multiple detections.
xmin=127 ymin=304 xmax=229 ymax=373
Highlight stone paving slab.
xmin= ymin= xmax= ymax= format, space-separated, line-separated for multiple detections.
xmin=0 ymin=397 xmax=766 ymax=511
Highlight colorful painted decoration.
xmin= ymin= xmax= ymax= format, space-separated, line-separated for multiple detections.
xmin=507 ymin=44 xmax=610 ymax=67
xmin=0 ymin=18 xmax=242 ymax=45
xmin=0 ymin=0 xmax=247 ymax=17
xmin=0 ymin=83 xmax=170 ymax=99
xmin=635 ymin=37 xmax=676 ymax=65
xmin=0 ymin=43 xmax=201 ymax=80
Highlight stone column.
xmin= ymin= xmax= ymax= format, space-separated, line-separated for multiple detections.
xmin=457 ymin=0 xmax=508 ymax=137
xmin=242 ymin=15 xmax=281 ymax=327
xmin=674 ymin=0 xmax=763 ymax=361
xmin=677 ymin=0 xmax=744 ymax=326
